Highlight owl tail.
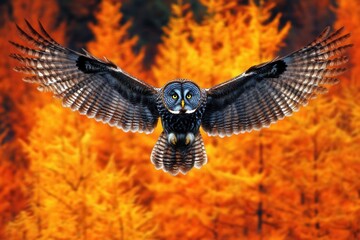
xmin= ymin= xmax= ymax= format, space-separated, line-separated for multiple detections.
xmin=151 ymin=132 xmax=207 ymax=176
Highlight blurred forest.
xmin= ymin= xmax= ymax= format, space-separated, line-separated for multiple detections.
xmin=0 ymin=0 xmax=359 ymax=239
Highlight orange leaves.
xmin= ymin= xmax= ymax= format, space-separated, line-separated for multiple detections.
xmin=87 ymin=0 xmax=146 ymax=81
xmin=1 ymin=0 xmax=359 ymax=239
xmin=335 ymin=0 xmax=360 ymax=87
xmin=0 ymin=1 xmax=65 ymax=237
xmin=0 ymin=160 xmax=28 ymax=238
xmin=261 ymin=92 xmax=360 ymax=239
xmin=153 ymin=2 xmax=197 ymax=85
xmin=1 ymin=0 xmax=65 ymax=141
xmin=6 ymin=103 xmax=156 ymax=240
xmin=154 ymin=0 xmax=290 ymax=89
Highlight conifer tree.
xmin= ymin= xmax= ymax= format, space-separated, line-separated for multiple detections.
xmin=87 ymin=0 xmax=146 ymax=80
xmin=86 ymin=0 xmax=158 ymax=195
xmin=1 ymin=0 xmax=65 ymax=140
xmin=190 ymin=0 xmax=290 ymax=87
xmin=0 ymin=0 xmax=65 ymax=236
xmin=5 ymin=103 xmax=155 ymax=240
xmin=152 ymin=2 xmax=198 ymax=86
xmin=335 ymin=0 xmax=360 ymax=87
xmin=259 ymin=83 xmax=359 ymax=239
xmin=0 ymin=141 xmax=28 ymax=239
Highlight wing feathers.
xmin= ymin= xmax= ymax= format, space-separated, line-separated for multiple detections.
xmin=311 ymin=26 xmax=331 ymax=45
xmin=203 ymin=27 xmax=351 ymax=137
xmin=11 ymin=21 xmax=159 ymax=133
xmin=315 ymin=44 xmax=352 ymax=61
xmin=37 ymin=21 xmax=61 ymax=46
xmin=16 ymin=23 xmax=63 ymax=54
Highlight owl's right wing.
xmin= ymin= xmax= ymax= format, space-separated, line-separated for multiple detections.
xmin=202 ymin=27 xmax=351 ymax=137
xmin=10 ymin=21 xmax=159 ymax=133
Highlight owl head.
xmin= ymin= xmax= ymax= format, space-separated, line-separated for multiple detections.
xmin=162 ymin=80 xmax=202 ymax=114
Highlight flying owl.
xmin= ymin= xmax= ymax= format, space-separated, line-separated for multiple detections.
xmin=10 ymin=21 xmax=351 ymax=175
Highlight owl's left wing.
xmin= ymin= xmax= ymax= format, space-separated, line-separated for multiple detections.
xmin=202 ymin=27 xmax=351 ymax=137
xmin=10 ymin=21 xmax=159 ymax=133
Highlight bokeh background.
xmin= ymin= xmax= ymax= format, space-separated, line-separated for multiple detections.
xmin=0 ymin=0 xmax=359 ymax=239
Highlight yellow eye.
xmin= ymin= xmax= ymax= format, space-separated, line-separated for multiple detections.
xmin=172 ymin=93 xmax=178 ymax=100
xmin=186 ymin=93 xmax=192 ymax=99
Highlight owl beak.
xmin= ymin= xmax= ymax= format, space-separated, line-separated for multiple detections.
xmin=181 ymin=99 xmax=185 ymax=109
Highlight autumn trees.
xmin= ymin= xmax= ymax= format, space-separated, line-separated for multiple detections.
xmin=0 ymin=0 xmax=66 ymax=238
xmin=86 ymin=0 xmax=159 ymax=190
xmin=87 ymin=0 xmax=145 ymax=79
xmin=335 ymin=0 xmax=360 ymax=87
xmin=3 ymin=0 xmax=156 ymax=239
xmin=1 ymin=0 xmax=359 ymax=239
xmin=153 ymin=0 xmax=290 ymax=87
xmin=5 ymin=104 xmax=155 ymax=240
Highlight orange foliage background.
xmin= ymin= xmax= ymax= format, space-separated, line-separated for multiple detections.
xmin=0 ymin=0 xmax=359 ymax=239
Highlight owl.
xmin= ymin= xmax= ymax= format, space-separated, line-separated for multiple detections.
xmin=10 ymin=21 xmax=351 ymax=175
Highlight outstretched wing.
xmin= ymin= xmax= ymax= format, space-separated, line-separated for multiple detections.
xmin=10 ymin=21 xmax=159 ymax=133
xmin=202 ymin=27 xmax=352 ymax=137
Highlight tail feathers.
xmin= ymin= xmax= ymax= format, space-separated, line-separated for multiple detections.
xmin=151 ymin=132 xmax=207 ymax=175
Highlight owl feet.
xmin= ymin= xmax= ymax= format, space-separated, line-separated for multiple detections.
xmin=168 ymin=133 xmax=177 ymax=145
xmin=167 ymin=132 xmax=195 ymax=146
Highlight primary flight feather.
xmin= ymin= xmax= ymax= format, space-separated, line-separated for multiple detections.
xmin=10 ymin=21 xmax=351 ymax=175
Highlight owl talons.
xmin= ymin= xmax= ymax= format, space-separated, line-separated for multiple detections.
xmin=168 ymin=133 xmax=177 ymax=145
xmin=185 ymin=133 xmax=195 ymax=145
xmin=168 ymin=132 xmax=194 ymax=146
